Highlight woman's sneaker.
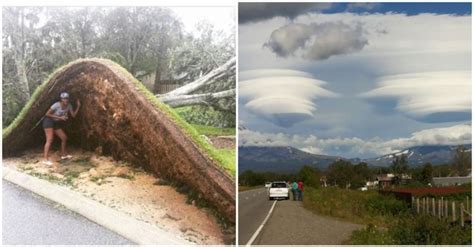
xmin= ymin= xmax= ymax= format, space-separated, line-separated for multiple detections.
xmin=60 ymin=155 xmax=73 ymax=160
xmin=42 ymin=160 xmax=54 ymax=166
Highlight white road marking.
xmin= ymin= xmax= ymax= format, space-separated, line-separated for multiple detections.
xmin=246 ymin=200 xmax=278 ymax=246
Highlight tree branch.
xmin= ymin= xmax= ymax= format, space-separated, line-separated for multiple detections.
xmin=160 ymin=89 xmax=235 ymax=109
xmin=157 ymin=57 xmax=235 ymax=99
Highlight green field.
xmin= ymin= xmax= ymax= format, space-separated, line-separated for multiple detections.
xmin=303 ymin=186 xmax=471 ymax=245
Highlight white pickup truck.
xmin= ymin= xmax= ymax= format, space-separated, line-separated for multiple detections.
xmin=268 ymin=181 xmax=290 ymax=200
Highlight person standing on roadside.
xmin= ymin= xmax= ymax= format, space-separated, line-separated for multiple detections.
xmin=292 ymin=181 xmax=298 ymax=201
xmin=297 ymin=181 xmax=304 ymax=201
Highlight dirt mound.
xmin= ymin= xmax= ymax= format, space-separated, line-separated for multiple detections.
xmin=3 ymin=58 xmax=235 ymax=222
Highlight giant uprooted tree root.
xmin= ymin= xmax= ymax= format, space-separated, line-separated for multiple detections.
xmin=3 ymin=58 xmax=235 ymax=222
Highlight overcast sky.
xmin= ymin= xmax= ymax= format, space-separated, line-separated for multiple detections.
xmin=170 ymin=6 xmax=235 ymax=37
xmin=238 ymin=2 xmax=472 ymax=159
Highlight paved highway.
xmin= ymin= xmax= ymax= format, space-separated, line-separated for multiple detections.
xmin=2 ymin=180 xmax=134 ymax=245
xmin=238 ymin=187 xmax=273 ymax=244
xmin=239 ymin=187 xmax=363 ymax=245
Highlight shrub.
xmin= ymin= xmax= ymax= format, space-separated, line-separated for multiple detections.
xmin=390 ymin=215 xmax=471 ymax=245
xmin=365 ymin=193 xmax=409 ymax=216
xmin=350 ymin=214 xmax=472 ymax=244
xmin=348 ymin=224 xmax=395 ymax=244
xmin=175 ymin=106 xmax=235 ymax=128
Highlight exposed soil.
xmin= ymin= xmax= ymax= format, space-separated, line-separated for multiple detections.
xmin=3 ymin=58 xmax=235 ymax=222
xmin=2 ymin=148 xmax=234 ymax=244
xmin=209 ymin=136 xmax=235 ymax=149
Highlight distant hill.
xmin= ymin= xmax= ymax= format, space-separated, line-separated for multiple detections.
xmin=362 ymin=144 xmax=471 ymax=167
xmin=239 ymin=144 xmax=471 ymax=173
xmin=238 ymin=146 xmax=343 ymax=174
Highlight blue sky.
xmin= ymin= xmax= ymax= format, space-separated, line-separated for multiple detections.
xmin=327 ymin=2 xmax=471 ymax=15
xmin=238 ymin=2 xmax=472 ymax=158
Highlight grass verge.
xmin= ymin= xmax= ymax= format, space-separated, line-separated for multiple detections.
xmin=303 ymin=187 xmax=409 ymax=227
xmin=191 ymin=124 xmax=235 ymax=137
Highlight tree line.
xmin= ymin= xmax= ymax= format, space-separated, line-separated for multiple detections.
xmin=239 ymin=145 xmax=471 ymax=189
xmin=3 ymin=7 xmax=235 ymax=126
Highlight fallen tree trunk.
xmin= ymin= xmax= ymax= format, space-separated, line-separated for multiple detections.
xmin=157 ymin=57 xmax=236 ymax=99
xmin=3 ymin=58 xmax=235 ymax=222
xmin=160 ymin=89 xmax=235 ymax=108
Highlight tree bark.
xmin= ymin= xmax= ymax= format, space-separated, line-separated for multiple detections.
xmin=160 ymin=89 xmax=235 ymax=108
xmin=12 ymin=8 xmax=30 ymax=104
xmin=158 ymin=57 xmax=235 ymax=98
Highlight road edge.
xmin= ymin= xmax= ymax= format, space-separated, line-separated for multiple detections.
xmin=2 ymin=166 xmax=192 ymax=245
xmin=245 ymin=199 xmax=277 ymax=246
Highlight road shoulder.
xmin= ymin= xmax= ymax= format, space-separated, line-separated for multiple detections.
xmin=255 ymin=200 xmax=363 ymax=245
xmin=2 ymin=166 xmax=191 ymax=245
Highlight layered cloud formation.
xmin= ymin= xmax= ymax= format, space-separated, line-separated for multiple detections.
xmin=239 ymin=69 xmax=338 ymax=127
xmin=361 ymin=71 xmax=471 ymax=122
xmin=239 ymin=124 xmax=472 ymax=158
xmin=239 ymin=6 xmax=471 ymax=157
xmin=265 ymin=22 xmax=369 ymax=60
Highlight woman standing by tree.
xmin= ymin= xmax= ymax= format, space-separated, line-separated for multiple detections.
xmin=42 ymin=92 xmax=80 ymax=165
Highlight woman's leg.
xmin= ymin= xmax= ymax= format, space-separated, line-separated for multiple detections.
xmin=54 ymin=129 xmax=68 ymax=156
xmin=43 ymin=128 xmax=54 ymax=160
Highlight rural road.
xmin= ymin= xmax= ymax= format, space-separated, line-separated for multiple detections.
xmin=239 ymin=187 xmax=363 ymax=245
xmin=238 ymin=187 xmax=274 ymax=244
xmin=2 ymin=180 xmax=133 ymax=245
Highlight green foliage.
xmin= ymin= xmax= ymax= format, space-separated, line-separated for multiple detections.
xmin=411 ymin=162 xmax=433 ymax=185
xmin=191 ymin=124 xmax=235 ymax=137
xmin=327 ymin=160 xmax=372 ymax=189
xmin=391 ymin=154 xmax=409 ymax=179
xmin=239 ymin=170 xmax=295 ymax=186
xmin=214 ymin=149 xmax=236 ymax=173
xmin=364 ymin=193 xmax=408 ymax=216
xmin=239 ymin=170 xmax=267 ymax=186
xmin=3 ymin=61 xmax=70 ymax=137
xmin=392 ymin=215 xmax=471 ymax=244
xmin=175 ymin=106 xmax=235 ymax=128
xmin=349 ymin=206 xmax=472 ymax=245
xmin=298 ymin=165 xmax=321 ymax=188
xmin=348 ymin=224 xmax=395 ymax=244
xmin=452 ymin=145 xmax=471 ymax=176
xmin=303 ymin=187 xmax=409 ymax=226
xmin=3 ymin=7 xmax=235 ymax=128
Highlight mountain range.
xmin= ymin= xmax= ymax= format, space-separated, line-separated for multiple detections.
xmin=239 ymin=144 xmax=471 ymax=174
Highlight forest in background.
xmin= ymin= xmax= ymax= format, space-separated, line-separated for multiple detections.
xmin=3 ymin=6 xmax=235 ymax=128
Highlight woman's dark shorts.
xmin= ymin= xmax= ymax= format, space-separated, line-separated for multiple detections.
xmin=42 ymin=117 xmax=66 ymax=130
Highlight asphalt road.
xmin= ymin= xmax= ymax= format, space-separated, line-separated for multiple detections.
xmin=239 ymin=187 xmax=363 ymax=245
xmin=238 ymin=187 xmax=274 ymax=244
xmin=2 ymin=180 xmax=134 ymax=245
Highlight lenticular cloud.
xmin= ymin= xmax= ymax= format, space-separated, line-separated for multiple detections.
xmin=361 ymin=70 xmax=471 ymax=123
xmin=239 ymin=69 xmax=338 ymax=127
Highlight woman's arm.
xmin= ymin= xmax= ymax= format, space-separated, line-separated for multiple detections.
xmin=69 ymin=99 xmax=81 ymax=118
xmin=45 ymin=108 xmax=66 ymax=121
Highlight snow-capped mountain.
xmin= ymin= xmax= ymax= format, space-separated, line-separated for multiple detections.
xmin=239 ymin=146 xmax=343 ymax=174
xmin=363 ymin=144 xmax=471 ymax=167
xmin=238 ymin=144 xmax=471 ymax=173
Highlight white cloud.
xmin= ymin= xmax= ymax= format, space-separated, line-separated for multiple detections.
xmin=239 ymin=69 xmax=313 ymax=81
xmin=361 ymin=70 xmax=471 ymax=122
xmin=239 ymin=124 xmax=472 ymax=158
xmin=239 ymin=69 xmax=338 ymax=127
xmin=264 ymin=22 xmax=368 ymax=60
